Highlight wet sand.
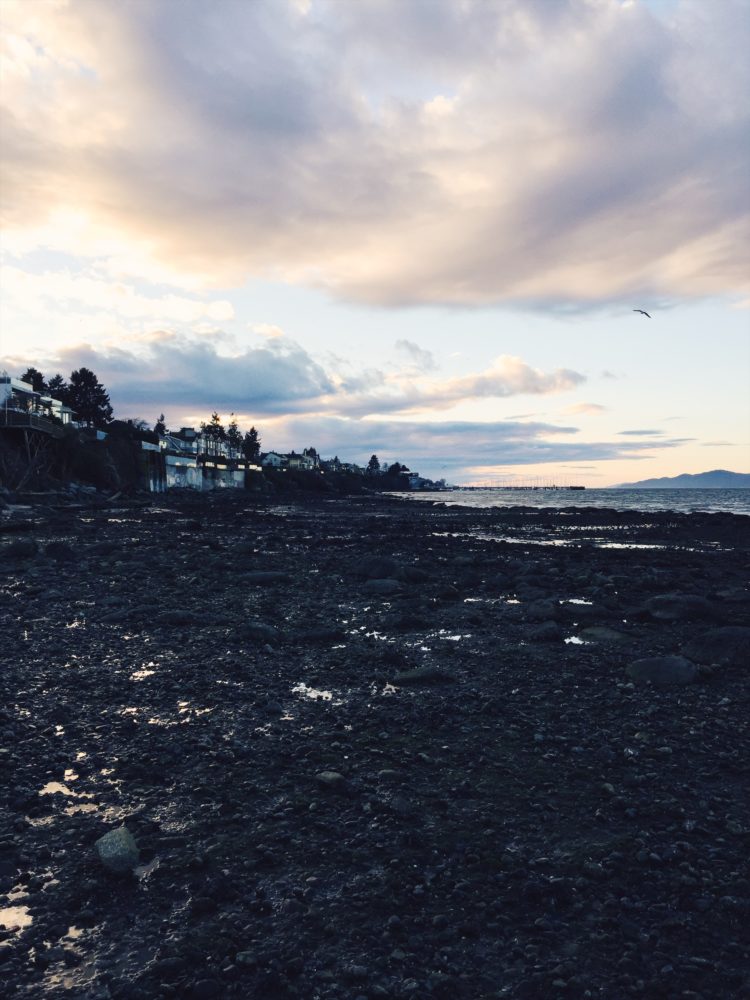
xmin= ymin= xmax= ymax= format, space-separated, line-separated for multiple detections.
xmin=2 ymin=491 xmax=749 ymax=999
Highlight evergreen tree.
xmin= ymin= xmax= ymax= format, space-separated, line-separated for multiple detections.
xmin=66 ymin=368 xmax=113 ymax=427
xmin=154 ymin=413 xmax=166 ymax=436
xmin=367 ymin=454 xmax=381 ymax=475
xmin=227 ymin=414 xmax=243 ymax=451
xmin=200 ymin=412 xmax=226 ymax=455
xmin=47 ymin=374 xmax=69 ymax=403
xmin=242 ymin=426 xmax=261 ymax=462
xmin=20 ymin=367 xmax=47 ymax=393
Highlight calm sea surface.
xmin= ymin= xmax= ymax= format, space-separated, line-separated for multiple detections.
xmin=391 ymin=488 xmax=750 ymax=516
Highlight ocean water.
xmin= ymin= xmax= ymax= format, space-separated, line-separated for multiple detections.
xmin=392 ymin=488 xmax=750 ymax=516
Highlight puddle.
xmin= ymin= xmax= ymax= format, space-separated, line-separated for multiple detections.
xmin=291 ymin=683 xmax=333 ymax=702
xmin=130 ymin=669 xmax=156 ymax=681
xmin=369 ymin=682 xmax=399 ymax=697
xmin=177 ymin=701 xmax=213 ymax=717
xmin=564 ymin=636 xmax=588 ymax=645
xmin=26 ymin=814 xmax=57 ymax=827
xmin=561 ymin=598 xmax=594 ymax=606
xmin=64 ymin=803 xmax=100 ymax=815
xmin=39 ymin=782 xmax=75 ymax=796
xmin=597 ymin=542 xmax=668 ymax=550
xmin=0 ymin=904 xmax=32 ymax=932
xmin=40 ymin=778 xmax=96 ymax=808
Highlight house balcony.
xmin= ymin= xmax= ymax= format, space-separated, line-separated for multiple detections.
xmin=0 ymin=409 xmax=65 ymax=439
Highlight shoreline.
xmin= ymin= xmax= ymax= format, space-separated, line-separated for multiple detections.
xmin=2 ymin=491 xmax=749 ymax=998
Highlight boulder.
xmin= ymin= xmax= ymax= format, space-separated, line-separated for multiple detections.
xmin=682 ymin=627 xmax=750 ymax=668
xmin=315 ymin=771 xmax=348 ymax=792
xmin=3 ymin=539 xmax=38 ymax=560
xmin=95 ymin=826 xmax=139 ymax=874
xmin=626 ymin=655 xmax=698 ymax=687
xmin=156 ymin=610 xmax=193 ymax=626
xmin=243 ymin=571 xmax=291 ymax=586
xmin=296 ymin=627 xmax=346 ymax=644
xmin=644 ymin=594 xmax=717 ymax=622
xmin=240 ymin=622 xmax=280 ymax=644
xmin=363 ymin=578 xmax=403 ymax=596
xmin=399 ymin=565 xmax=430 ymax=584
xmin=526 ymin=600 xmax=558 ymax=622
xmin=528 ymin=621 xmax=562 ymax=642
xmin=579 ymin=626 xmax=630 ymax=643
xmin=393 ymin=666 xmax=455 ymax=685
xmin=355 ymin=555 xmax=400 ymax=580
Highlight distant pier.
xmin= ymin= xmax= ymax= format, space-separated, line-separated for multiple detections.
xmin=461 ymin=483 xmax=586 ymax=491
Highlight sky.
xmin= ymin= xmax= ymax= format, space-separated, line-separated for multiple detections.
xmin=1 ymin=0 xmax=748 ymax=486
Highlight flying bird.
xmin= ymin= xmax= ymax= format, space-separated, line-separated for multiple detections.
xmin=633 ymin=309 xmax=651 ymax=318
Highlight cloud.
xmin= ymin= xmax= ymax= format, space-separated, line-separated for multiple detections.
xmin=1 ymin=329 xmax=692 ymax=480
xmin=2 ymin=338 xmax=585 ymax=419
xmin=1 ymin=0 xmax=747 ymax=306
xmin=261 ymin=413 xmax=690 ymax=476
xmin=325 ymin=355 xmax=585 ymax=417
xmin=618 ymin=428 xmax=663 ymax=436
xmin=0 ymin=265 xmax=234 ymax=324
xmin=564 ymin=402 xmax=607 ymax=415
xmin=394 ymin=339 xmax=436 ymax=372
xmin=2 ymin=334 xmax=334 ymax=414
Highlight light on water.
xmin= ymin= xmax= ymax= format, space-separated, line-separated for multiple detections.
xmin=403 ymin=488 xmax=750 ymax=516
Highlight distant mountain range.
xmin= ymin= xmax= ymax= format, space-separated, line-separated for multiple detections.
xmin=615 ymin=469 xmax=750 ymax=489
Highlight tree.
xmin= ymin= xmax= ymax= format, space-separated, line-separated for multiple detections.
xmin=47 ymin=374 xmax=69 ymax=403
xmin=200 ymin=412 xmax=226 ymax=456
xmin=367 ymin=454 xmax=381 ymax=475
xmin=227 ymin=414 xmax=243 ymax=451
xmin=242 ymin=427 xmax=261 ymax=463
xmin=21 ymin=368 xmax=47 ymax=393
xmin=154 ymin=413 xmax=166 ymax=436
xmin=66 ymin=368 xmax=113 ymax=427
xmin=385 ymin=461 xmax=410 ymax=478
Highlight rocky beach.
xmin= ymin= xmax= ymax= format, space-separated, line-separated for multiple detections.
xmin=1 ymin=491 xmax=749 ymax=999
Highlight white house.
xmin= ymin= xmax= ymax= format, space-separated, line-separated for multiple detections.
xmin=261 ymin=451 xmax=287 ymax=468
xmin=1 ymin=374 xmax=74 ymax=427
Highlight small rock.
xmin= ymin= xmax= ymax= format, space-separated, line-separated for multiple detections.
xmin=95 ymin=827 xmax=139 ymax=874
xmin=315 ymin=771 xmax=348 ymax=792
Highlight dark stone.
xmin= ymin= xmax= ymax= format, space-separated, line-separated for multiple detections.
xmin=644 ymin=594 xmax=718 ymax=622
xmin=393 ymin=666 xmax=456 ymax=685
xmin=528 ymin=621 xmax=562 ymax=642
xmin=626 ymin=655 xmax=698 ymax=687
xmin=3 ymin=539 xmax=38 ymax=560
xmin=363 ymin=578 xmax=403 ymax=595
xmin=239 ymin=622 xmax=280 ymax=644
xmin=682 ymin=627 xmax=750 ymax=667
xmin=243 ymin=571 xmax=291 ymax=586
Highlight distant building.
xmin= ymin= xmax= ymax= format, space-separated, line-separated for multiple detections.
xmin=261 ymin=451 xmax=287 ymax=469
xmin=159 ymin=425 xmax=256 ymax=490
xmin=0 ymin=374 xmax=75 ymax=434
